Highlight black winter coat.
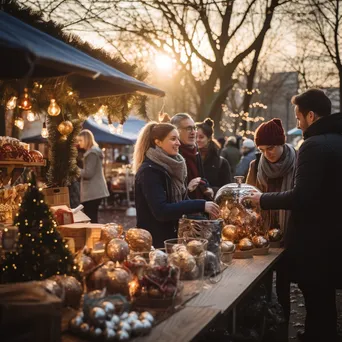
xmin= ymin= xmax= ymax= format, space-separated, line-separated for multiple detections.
xmin=202 ymin=145 xmax=232 ymax=193
xmin=135 ymin=158 xmax=206 ymax=248
xmin=260 ymin=113 xmax=342 ymax=285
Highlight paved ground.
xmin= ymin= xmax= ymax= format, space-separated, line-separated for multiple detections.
xmin=98 ymin=208 xmax=341 ymax=341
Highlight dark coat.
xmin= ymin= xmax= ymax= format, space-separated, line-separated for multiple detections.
xmin=135 ymin=158 xmax=206 ymax=248
xmin=260 ymin=113 xmax=342 ymax=285
xmin=202 ymin=144 xmax=232 ymax=193
xmin=220 ymin=143 xmax=241 ymax=176
xmin=235 ymin=149 xmax=256 ymax=179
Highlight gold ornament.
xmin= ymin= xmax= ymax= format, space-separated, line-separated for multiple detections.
xmin=48 ymin=99 xmax=61 ymax=116
xmin=186 ymin=240 xmax=204 ymax=256
xmin=268 ymin=228 xmax=283 ymax=242
xmin=57 ymin=120 xmax=74 ymax=139
xmin=220 ymin=241 xmax=235 ymax=253
xmin=252 ymin=235 xmax=269 ymax=248
xmin=125 ymin=228 xmax=152 ymax=252
xmin=237 ymin=238 xmax=254 ymax=251
xmin=106 ymin=238 xmax=130 ymax=262
xmin=222 ymin=224 xmax=237 ymax=242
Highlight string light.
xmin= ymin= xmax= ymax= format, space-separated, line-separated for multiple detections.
xmin=116 ymin=123 xmax=123 ymax=134
xmin=6 ymin=96 xmax=17 ymax=110
xmin=26 ymin=110 xmax=36 ymax=122
xmin=14 ymin=118 xmax=24 ymax=130
xmin=47 ymin=99 xmax=61 ymax=116
xmin=18 ymin=88 xmax=32 ymax=110
xmin=41 ymin=122 xmax=49 ymax=138
xmin=109 ymin=124 xmax=116 ymax=134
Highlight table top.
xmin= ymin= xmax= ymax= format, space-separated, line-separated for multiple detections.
xmin=186 ymin=248 xmax=284 ymax=313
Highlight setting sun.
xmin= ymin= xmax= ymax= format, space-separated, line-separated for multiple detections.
xmin=155 ymin=54 xmax=173 ymax=71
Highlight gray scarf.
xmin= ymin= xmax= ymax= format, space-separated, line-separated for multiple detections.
xmin=257 ymin=143 xmax=296 ymax=236
xmin=146 ymin=147 xmax=187 ymax=202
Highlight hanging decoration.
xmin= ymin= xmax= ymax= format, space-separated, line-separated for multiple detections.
xmin=41 ymin=121 xmax=49 ymax=138
xmin=47 ymin=99 xmax=61 ymax=116
xmin=6 ymin=96 xmax=17 ymax=110
xmin=17 ymin=88 xmax=32 ymax=110
xmin=26 ymin=110 xmax=36 ymax=122
xmin=14 ymin=117 xmax=24 ymax=130
xmin=57 ymin=120 xmax=74 ymax=140
xmin=116 ymin=123 xmax=124 ymax=135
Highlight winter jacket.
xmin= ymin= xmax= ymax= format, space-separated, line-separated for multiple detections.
xmin=235 ymin=149 xmax=256 ymax=179
xmin=80 ymin=146 xmax=109 ymax=203
xmin=220 ymin=143 xmax=241 ymax=176
xmin=135 ymin=158 xmax=206 ymax=248
xmin=201 ymin=144 xmax=232 ymax=194
xmin=260 ymin=113 xmax=342 ymax=285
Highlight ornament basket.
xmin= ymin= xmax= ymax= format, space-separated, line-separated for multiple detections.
xmin=221 ymin=244 xmax=236 ymax=264
xmin=253 ymin=244 xmax=270 ymax=256
xmin=233 ymin=248 xmax=254 ymax=259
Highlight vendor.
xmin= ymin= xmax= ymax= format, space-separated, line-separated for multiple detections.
xmin=133 ymin=120 xmax=220 ymax=247
xmin=77 ymin=129 xmax=109 ymax=223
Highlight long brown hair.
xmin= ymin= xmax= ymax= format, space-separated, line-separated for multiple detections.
xmin=133 ymin=122 xmax=176 ymax=173
xmin=78 ymin=129 xmax=98 ymax=150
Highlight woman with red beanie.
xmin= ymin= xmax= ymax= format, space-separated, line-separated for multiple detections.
xmin=246 ymin=118 xmax=297 ymax=339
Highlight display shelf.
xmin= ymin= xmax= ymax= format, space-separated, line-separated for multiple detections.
xmin=0 ymin=160 xmax=46 ymax=173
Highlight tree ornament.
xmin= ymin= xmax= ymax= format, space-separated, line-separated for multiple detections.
xmin=268 ymin=228 xmax=283 ymax=242
xmin=252 ymin=235 xmax=268 ymax=248
xmin=222 ymin=224 xmax=238 ymax=242
xmin=187 ymin=240 xmax=205 ymax=256
xmin=41 ymin=122 xmax=49 ymax=138
xmin=125 ymin=228 xmax=152 ymax=252
xmin=48 ymin=99 xmax=61 ymax=116
xmin=18 ymin=88 xmax=32 ymax=110
xmin=6 ymin=96 xmax=17 ymax=110
xmin=14 ymin=117 xmax=24 ymax=130
xmin=57 ymin=120 xmax=74 ymax=139
xmin=26 ymin=110 xmax=36 ymax=122
xmin=238 ymin=238 xmax=254 ymax=251
xmin=106 ymin=238 xmax=129 ymax=262
xmin=220 ymin=241 xmax=235 ymax=253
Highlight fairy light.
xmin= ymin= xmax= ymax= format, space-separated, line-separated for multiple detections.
xmin=6 ymin=96 xmax=17 ymax=110
xmin=14 ymin=118 xmax=24 ymax=130
xmin=47 ymin=99 xmax=61 ymax=116
xmin=41 ymin=122 xmax=49 ymax=138
xmin=26 ymin=110 xmax=36 ymax=122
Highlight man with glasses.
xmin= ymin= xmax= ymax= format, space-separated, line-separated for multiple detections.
xmin=243 ymin=89 xmax=342 ymax=342
xmin=171 ymin=113 xmax=213 ymax=199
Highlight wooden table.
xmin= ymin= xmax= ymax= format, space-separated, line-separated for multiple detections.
xmin=62 ymin=248 xmax=284 ymax=342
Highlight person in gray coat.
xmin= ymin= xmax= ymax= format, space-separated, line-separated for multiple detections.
xmin=220 ymin=136 xmax=241 ymax=176
xmin=77 ymin=129 xmax=109 ymax=222
xmin=235 ymin=138 xmax=256 ymax=179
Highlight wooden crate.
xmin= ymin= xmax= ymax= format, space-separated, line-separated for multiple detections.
xmin=57 ymin=223 xmax=102 ymax=251
xmin=43 ymin=187 xmax=70 ymax=207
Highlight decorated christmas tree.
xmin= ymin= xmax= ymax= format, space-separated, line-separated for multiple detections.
xmin=0 ymin=173 xmax=79 ymax=283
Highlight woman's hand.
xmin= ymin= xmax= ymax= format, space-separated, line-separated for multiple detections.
xmin=188 ymin=177 xmax=201 ymax=192
xmin=205 ymin=202 xmax=220 ymax=219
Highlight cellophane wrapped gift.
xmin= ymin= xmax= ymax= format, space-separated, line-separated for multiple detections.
xmin=0 ymin=281 xmax=62 ymax=342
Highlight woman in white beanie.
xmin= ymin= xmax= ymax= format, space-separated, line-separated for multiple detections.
xmin=235 ymin=138 xmax=256 ymax=179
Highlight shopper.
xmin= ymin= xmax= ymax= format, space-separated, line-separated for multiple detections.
xmin=196 ymin=118 xmax=232 ymax=193
xmin=235 ymin=138 xmax=256 ymax=179
xmin=246 ymin=118 xmax=297 ymax=331
xmin=133 ymin=121 xmax=220 ymax=247
xmin=243 ymin=89 xmax=342 ymax=342
xmin=77 ymin=129 xmax=109 ymax=223
xmin=220 ymin=136 xmax=241 ymax=176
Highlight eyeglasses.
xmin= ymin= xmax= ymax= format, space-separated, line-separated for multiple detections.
xmin=179 ymin=126 xmax=197 ymax=133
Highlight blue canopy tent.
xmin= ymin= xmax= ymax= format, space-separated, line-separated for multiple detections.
xmin=0 ymin=11 xmax=165 ymax=98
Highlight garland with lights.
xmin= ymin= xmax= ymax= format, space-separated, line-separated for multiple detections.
xmin=0 ymin=173 xmax=79 ymax=283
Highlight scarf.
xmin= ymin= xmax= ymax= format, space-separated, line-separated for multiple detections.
xmin=179 ymin=143 xmax=199 ymax=182
xmin=146 ymin=147 xmax=187 ymax=202
xmin=257 ymin=143 xmax=296 ymax=236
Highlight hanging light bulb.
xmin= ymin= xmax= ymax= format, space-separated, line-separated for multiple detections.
xmin=96 ymin=105 xmax=107 ymax=117
xmin=18 ymin=88 xmax=32 ymax=110
xmin=108 ymin=124 xmax=116 ymax=134
xmin=116 ymin=123 xmax=123 ymax=135
xmin=41 ymin=122 xmax=49 ymax=138
xmin=14 ymin=117 xmax=24 ymax=130
xmin=94 ymin=115 xmax=103 ymax=125
xmin=26 ymin=110 xmax=36 ymax=122
xmin=47 ymin=99 xmax=61 ymax=116
xmin=6 ymin=96 xmax=17 ymax=110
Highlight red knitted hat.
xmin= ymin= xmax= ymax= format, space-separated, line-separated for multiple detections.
xmin=254 ymin=118 xmax=286 ymax=146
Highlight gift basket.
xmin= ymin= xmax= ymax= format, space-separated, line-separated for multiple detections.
xmin=215 ymin=176 xmax=269 ymax=258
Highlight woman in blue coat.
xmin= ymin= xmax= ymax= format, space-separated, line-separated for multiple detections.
xmin=133 ymin=121 xmax=220 ymax=248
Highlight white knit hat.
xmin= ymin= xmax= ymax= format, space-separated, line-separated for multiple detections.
xmin=242 ymin=138 xmax=255 ymax=149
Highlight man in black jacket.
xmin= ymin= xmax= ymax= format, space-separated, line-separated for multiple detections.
xmin=244 ymin=89 xmax=342 ymax=342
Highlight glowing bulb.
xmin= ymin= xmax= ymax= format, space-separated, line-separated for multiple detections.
xmin=94 ymin=115 xmax=103 ymax=125
xmin=18 ymin=89 xmax=32 ymax=110
xmin=109 ymin=124 xmax=116 ymax=134
xmin=26 ymin=110 xmax=36 ymax=122
xmin=116 ymin=124 xmax=123 ymax=134
xmin=96 ymin=105 xmax=107 ymax=116
xmin=41 ymin=122 xmax=49 ymax=138
xmin=6 ymin=96 xmax=17 ymax=110
xmin=47 ymin=99 xmax=61 ymax=116
xmin=14 ymin=118 xmax=24 ymax=130
xmin=155 ymin=54 xmax=173 ymax=71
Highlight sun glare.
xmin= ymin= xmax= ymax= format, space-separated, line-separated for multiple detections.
xmin=155 ymin=54 xmax=173 ymax=71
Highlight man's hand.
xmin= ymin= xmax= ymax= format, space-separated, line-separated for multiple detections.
xmin=188 ymin=177 xmax=201 ymax=192
xmin=241 ymin=190 xmax=262 ymax=206
xmin=204 ymin=202 xmax=220 ymax=219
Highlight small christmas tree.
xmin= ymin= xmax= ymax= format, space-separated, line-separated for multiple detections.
xmin=0 ymin=173 xmax=79 ymax=283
